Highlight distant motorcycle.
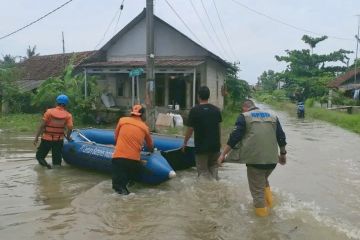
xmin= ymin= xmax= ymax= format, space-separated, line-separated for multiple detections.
xmin=297 ymin=102 xmax=305 ymax=118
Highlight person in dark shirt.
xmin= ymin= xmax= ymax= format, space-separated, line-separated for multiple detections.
xmin=182 ymin=86 xmax=222 ymax=180
xmin=218 ymin=99 xmax=287 ymax=217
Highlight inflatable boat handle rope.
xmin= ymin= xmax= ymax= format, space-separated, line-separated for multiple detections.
xmin=73 ymin=129 xmax=95 ymax=144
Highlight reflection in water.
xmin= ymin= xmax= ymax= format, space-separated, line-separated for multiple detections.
xmin=1 ymin=105 xmax=360 ymax=239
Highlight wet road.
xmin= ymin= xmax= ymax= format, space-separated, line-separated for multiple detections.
xmin=0 ymin=104 xmax=359 ymax=240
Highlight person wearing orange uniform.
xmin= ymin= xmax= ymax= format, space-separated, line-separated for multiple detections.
xmin=112 ymin=104 xmax=154 ymax=195
xmin=33 ymin=94 xmax=73 ymax=169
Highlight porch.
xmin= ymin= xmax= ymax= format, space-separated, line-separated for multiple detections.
xmin=82 ymin=59 xmax=204 ymax=110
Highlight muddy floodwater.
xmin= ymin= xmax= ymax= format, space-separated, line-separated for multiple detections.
xmin=1 ymin=104 xmax=360 ymax=240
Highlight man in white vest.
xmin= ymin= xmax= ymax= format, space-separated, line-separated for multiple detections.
xmin=218 ymin=99 xmax=287 ymax=217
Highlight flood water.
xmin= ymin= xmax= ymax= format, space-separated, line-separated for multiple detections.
xmin=1 ymin=104 xmax=360 ymax=240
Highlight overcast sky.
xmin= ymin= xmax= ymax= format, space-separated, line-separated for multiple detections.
xmin=1 ymin=0 xmax=359 ymax=84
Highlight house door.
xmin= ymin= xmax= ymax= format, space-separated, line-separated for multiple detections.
xmin=169 ymin=76 xmax=186 ymax=108
xmin=155 ymin=74 xmax=165 ymax=106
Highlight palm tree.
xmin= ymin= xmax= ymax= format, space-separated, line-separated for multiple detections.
xmin=26 ymin=45 xmax=39 ymax=59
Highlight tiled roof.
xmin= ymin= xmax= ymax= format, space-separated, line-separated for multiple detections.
xmin=16 ymin=80 xmax=46 ymax=92
xmin=328 ymin=68 xmax=359 ymax=88
xmin=18 ymin=51 xmax=98 ymax=81
xmin=82 ymin=59 xmax=205 ymax=68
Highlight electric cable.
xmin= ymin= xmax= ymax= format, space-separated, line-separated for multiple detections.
xmin=200 ymin=0 xmax=230 ymax=58
xmin=164 ymin=0 xmax=204 ymax=46
xmin=189 ymin=0 xmax=223 ymax=56
xmin=0 ymin=0 xmax=74 ymax=41
xmin=229 ymin=0 xmax=353 ymax=41
xmin=113 ymin=0 xmax=126 ymax=35
xmin=212 ymin=0 xmax=237 ymax=59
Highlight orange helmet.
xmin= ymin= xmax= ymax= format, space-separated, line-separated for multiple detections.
xmin=131 ymin=104 xmax=144 ymax=116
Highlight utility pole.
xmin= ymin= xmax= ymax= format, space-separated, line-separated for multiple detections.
xmin=62 ymin=31 xmax=65 ymax=54
xmin=354 ymin=15 xmax=360 ymax=85
xmin=146 ymin=0 xmax=156 ymax=131
xmin=62 ymin=31 xmax=66 ymax=70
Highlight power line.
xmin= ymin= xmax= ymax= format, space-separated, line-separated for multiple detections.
xmin=94 ymin=1 xmax=124 ymax=49
xmin=229 ymin=0 xmax=353 ymax=41
xmin=211 ymin=0 xmax=237 ymax=59
xmin=200 ymin=0 xmax=230 ymax=58
xmin=164 ymin=0 xmax=204 ymax=46
xmin=113 ymin=0 xmax=126 ymax=35
xmin=0 ymin=0 xmax=74 ymax=41
xmin=189 ymin=0 xmax=222 ymax=54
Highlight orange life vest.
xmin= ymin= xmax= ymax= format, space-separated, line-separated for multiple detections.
xmin=42 ymin=107 xmax=72 ymax=141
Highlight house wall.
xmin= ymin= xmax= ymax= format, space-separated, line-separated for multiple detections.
xmin=205 ymin=58 xmax=226 ymax=110
xmin=107 ymin=17 xmax=207 ymax=60
xmin=103 ymin=15 xmax=226 ymax=110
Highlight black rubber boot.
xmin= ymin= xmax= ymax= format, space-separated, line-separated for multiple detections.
xmin=37 ymin=159 xmax=52 ymax=169
xmin=115 ymin=187 xmax=130 ymax=195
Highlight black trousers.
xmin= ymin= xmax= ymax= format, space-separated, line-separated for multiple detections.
xmin=112 ymin=158 xmax=144 ymax=192
xmin=36 ymin=139 xmax=64 ymax=166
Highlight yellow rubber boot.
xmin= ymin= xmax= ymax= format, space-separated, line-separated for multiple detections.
xmin=265 ymin=186 xmax=273 ymax=208
xmin=255 ymin=207 xmax=269 ymax=217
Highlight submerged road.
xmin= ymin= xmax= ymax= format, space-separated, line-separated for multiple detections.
xmin=0 ymin=103 xmax=359 ymax=239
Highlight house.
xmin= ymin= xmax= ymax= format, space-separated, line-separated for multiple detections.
xmin=17 ymin=9 xmax=232 ymax=111
xmin=16 ymin=51 xmax=98 ymax=92
xmin=328 ymin=68 xmax=360 ymax=97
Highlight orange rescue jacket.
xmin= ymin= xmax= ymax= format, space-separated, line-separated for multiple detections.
xmin=42 ymin=106 xmax=73 ymax=141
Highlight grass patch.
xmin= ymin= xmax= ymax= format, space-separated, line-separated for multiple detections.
xmin=221 ymin=107 xmax=240 ymax=128
xmin=254 ymin=98 xmax=360 ymax=134
xmin=0 ymin=113 xmax=117 ymax=133
xmin=0 ymin=113 xmax=41 ymax=132
xmin=306 ymin=107 xmax=360 ymax=134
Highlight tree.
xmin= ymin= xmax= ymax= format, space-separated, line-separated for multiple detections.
xmin=273 ymin=35 xmax=352 ymax=99
xmin=32 ymin=58 xmax=99 ymax=123
xmin=257 ymin=70 xmax=279 ymax=92
xmin=1 ymin=54 xmax=16 ymax=66
xmin=26 ymin=45 xmax=39 ymax=59
xmin=224 ymin=62 xmax=251 ymax=108
xmin=301 ymin=35 xmax=328 ymax=54
xmin=0 ymin=64 xmax=22 ymax=113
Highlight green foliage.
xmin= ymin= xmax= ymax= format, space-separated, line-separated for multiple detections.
xmin=32 ymin=60 xmax=100 ymax=123
xmin=0 ymin=65 xmax=29 ymax=113
xmin=26 ymin=45 xmax=39 ymax=59
xmin=1 ymin=54 xmax=16 ymax=66
xmin=262 ymin=35 xmax=353 ymax=101
xmin=305 ymin=98 xmax=315 ymax=107
xmin=224 ymin=62 xmax=251 ymax=108
xmin=257 ymin=70 xmax=279 ymax=92
xmin=254 ymin=89 xmax=288 ymax=104
xmin=301 ymin=35 xmax=328 ymax=53
xmin=221 ymin=106 xmax=240 ymax=128
xmin=330 ymin=90 xmax=358 ymax=106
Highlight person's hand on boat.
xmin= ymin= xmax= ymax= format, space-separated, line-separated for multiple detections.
xmin=65 ymin=136 xmax=73 ymax=142
xmin=148 ymin=146 xmax=154 ymax=153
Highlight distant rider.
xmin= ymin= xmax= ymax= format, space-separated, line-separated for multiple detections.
xmin=297 ymin=101 xmax=305 ymax=118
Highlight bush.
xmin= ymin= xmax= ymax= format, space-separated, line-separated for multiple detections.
xmin=32 ymin=62 xmax=100 ymax=124
xmin=305 ymin=98 xmax=315 ymax=107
